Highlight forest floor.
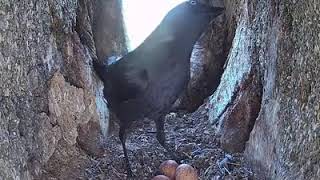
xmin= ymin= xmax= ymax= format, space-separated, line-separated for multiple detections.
xmin=84 ymin=103 xmax=254 ymax=180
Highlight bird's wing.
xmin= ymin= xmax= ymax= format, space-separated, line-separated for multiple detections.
xmin=106 ymin=53 xmax=149 ymax=104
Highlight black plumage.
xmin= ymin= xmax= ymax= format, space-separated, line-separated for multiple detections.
xmin=93 ymin=0 xmax=224 ymax=176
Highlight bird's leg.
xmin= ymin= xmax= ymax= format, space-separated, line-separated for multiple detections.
xmin=155 ymin=115 xmax=166 ymax=147
xmin=119 ymin=125 xmax=133 ymax=177
xmin=156 ymin=115 xmax=181 ymax=162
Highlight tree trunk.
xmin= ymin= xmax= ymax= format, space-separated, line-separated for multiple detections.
xmin=209 ymin=0 xmax=320 ymax=179
xmin=0 ymin=0 xmax=125 ymax=179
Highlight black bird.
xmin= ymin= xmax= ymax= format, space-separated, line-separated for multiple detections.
xmin=93 ymin=0 xmax=224 ymax=176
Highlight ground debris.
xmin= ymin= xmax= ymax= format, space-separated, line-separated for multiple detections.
xmin=85 ymin=104 xmax=253 ymax=179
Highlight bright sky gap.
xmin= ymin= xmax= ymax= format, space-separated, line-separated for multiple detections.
xmin=122 ymin=0 xmax=186 ymax=51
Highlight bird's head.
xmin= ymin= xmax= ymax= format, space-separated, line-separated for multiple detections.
xmin=160 ymin=0 xmax=224 ymax=40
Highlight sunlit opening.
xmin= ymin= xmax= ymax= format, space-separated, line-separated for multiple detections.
xmin=122 ymin=0 xmax=186 ymax=51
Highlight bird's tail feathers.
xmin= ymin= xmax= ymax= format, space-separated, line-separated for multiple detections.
xmin=92 ymin=60 xmax=108 ymax=82
xmin=93 ymin=56 xmax=122 ymax=82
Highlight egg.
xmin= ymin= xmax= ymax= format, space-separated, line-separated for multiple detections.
xmin=159 ymin=160 xmax=179 ymax=179
xmin=152 ymin=175 xmax=171 ymax=180
xmin=175 ymin=164 xmax=198 ymax=180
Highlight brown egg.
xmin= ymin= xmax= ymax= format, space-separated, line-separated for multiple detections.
xmin=152 ymin=175 xmax=171 ymax=180
xmin=175 ymin=164 xmax=198 ymax=180
xmin=159 ymin=160 xmax=179 ymax=179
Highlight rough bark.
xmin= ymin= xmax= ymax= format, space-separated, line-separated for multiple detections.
xmin=93 ymin=0 xmax=127 ymax=61
xmin=208 ymin=0 xmax=320 ymax=179
xmin=245 ymin=1 xmax=320 ymax=179
xmin=208 ymin=0 xmax=261 ymax=153
xmin=0 ymin=0 xmax=125 ymax=179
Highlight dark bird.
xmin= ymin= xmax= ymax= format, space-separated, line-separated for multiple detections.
xmin=93 ymin=0 xmax=224 ymax=176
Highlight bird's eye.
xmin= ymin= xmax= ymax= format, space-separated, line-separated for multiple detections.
xmin=190 ymin=0 xmax=197 ymax=5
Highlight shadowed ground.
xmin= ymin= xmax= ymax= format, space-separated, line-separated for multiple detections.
xmin=84 ymin=103 xmax=253 ymax=179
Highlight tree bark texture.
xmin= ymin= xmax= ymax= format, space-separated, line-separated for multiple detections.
xmin=0 ymin=0 xmax=125 ymax=179
xmin=208 ymin=0 xmax=320 ymax=179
